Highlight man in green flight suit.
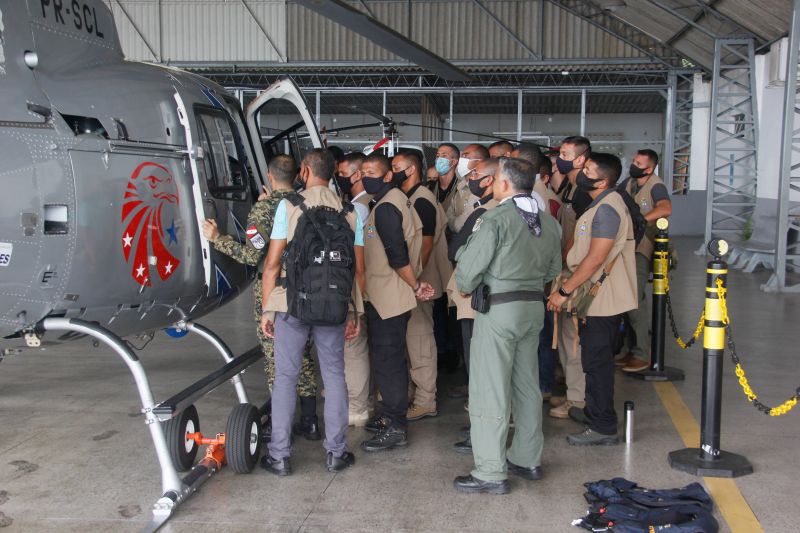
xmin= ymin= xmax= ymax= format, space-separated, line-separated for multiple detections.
xmin=201 ymin=154 xmax=321 ymax=440
xmin=452 ymin=157 xmax=562 ymax=495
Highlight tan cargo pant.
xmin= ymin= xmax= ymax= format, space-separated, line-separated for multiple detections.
xmin=406 ymin=300 xmax=437 ymax=410
xmin=558 ymin=312 xmax=585 ymax=403
xmin=344 ymin=313 xmax=370 ymax=415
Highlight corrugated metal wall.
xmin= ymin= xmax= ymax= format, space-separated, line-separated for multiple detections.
xmin=106 ymin=0 xmax=286 ymax=62
xmin=287 ymin=0 xmax=647 ymax=62
xmin=107 ymin=0 xmax=647 ymax=64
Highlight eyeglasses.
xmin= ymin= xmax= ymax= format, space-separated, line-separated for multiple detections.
xmin=470 ymin=173 xmax=493 ymax=181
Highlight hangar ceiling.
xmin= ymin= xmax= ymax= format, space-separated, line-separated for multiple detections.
xmin=106 ymin=0 xmax=791 ymax=88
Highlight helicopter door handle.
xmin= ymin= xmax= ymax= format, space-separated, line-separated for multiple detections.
xmin=204 ymin=199 xmax=218 ymax=220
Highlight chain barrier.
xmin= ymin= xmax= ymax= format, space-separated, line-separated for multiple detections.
xmin=716 ymin=278 xmax=800 ymax=417
xmin=665 ymin=291 xmax=704 ymax=350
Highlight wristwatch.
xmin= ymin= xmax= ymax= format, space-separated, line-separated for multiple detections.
xmin=558 ymin=286 xmax=572 ymax=297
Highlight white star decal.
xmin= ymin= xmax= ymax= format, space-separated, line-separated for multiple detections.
xmin=164 ymin=261 xmax=173 ymax=274
xmin=135 ymin=264 xmax=145 ymax=278
xmin=122 ymin=233 xmax=133 ymax=248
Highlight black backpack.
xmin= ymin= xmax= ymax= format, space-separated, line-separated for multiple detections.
xmin=616 ymin=179 xmax=647 ymax=246
xmin=282 ymin=196 xmax=355 ymax=326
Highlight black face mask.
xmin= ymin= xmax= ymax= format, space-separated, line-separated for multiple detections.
xmin=629 ymin=164 xmax=650 ymax=180
xmin=392 ymin=169 xmax=409 ymax=186
xmin=335 ymin=174 xmax=353 ymax=196
xmin=576 ymin=170 xmax=603 ymax=192
xmin=556 ymin=156 xmax=574 ymax=175
xmin=467 ymin=176 xmax=489 ymax=198
xmin=362 ymin=175 xmax=386 ymax=195
xmin=293 ymin=176 xmax=305 ymax=192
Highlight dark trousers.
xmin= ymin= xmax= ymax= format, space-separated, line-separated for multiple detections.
xmin=579 ymin=315 xmax=622 ymax=435
xmin=538 ymin=309 xmax=558 ymax=393
xmin=460 ymin=319 xmax=474 ymax=379
xmin=366 ymin=302 xmax=411 ymax=428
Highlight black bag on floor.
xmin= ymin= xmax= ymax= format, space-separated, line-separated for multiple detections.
xmin=283 ymin=197 xmax=355 ymax=326
xmin=573 ymin=477 xmax=718 ymax=533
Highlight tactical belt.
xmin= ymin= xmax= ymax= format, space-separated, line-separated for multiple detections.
xmin=488 ymin=290 xmax=544 ymax=305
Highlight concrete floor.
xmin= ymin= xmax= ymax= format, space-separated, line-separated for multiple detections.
xmin=0 ymin=238 xmax=797 ymax=532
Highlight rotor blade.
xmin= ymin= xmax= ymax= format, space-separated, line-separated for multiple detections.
xmin=321 ymin=122 xmax=385 ymax=135
xmin=295 ymin=0 xmax=473 ymax=83
xmin=349 ymin=105 xmax=393 ymax=125
xmin=397 ymin=122 xmax=551 ymax=149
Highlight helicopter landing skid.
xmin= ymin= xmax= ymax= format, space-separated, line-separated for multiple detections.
xmin=38 ymin=317 xmax=263 ymax=532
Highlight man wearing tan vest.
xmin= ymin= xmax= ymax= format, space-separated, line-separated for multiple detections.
xmin=549 ymin=136 xmax=592 ymax=418
xmin=447 ymin=143 xmax=489 ymax=233
xmin=513 ymin=143 xmax=561 ymax=217
xmin=259 ymin=149 xmax=363 ymax=475
xmin=446 ymin=158 xmax=499 ymax=453
xmin=394 ymin=152 xmax=452 ymax=421
xmin=359 ymin=153 xmax=434 ymax=452
xmin=618 ymin=149 xmax=672 ymax=372
xmin=336 ymin=152 xmax=374 ymax=426
xmin=547 ymin=153 xmax=637 ymax=446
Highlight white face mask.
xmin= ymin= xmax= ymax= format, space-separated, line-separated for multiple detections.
xmin=456 ymin=157 xmax=475 ymax=179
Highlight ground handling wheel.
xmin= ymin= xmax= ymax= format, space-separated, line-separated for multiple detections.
xmin=164 ymin=404 xmax=200 ymax=472
xmin=226 ymin=403 xmax=262 ymax=473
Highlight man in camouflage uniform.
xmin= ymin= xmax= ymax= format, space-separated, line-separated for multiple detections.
xmin=202 ymin=154 xmax=320 ymax=438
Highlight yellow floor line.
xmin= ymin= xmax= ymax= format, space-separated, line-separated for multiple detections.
xmin=652 ymin=381 xmax=763 ymax=533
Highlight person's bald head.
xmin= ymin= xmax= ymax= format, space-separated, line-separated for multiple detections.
xmin=392 ymin=151 xmax=422 ymax=181
xmin=474 ymin=158 xmax=498 ymax=180
xmin=512 ymin=142 xmax=543 ymax=170
xmin=489 ymin=141 xmax=514 ymax=159
xmin=462 ymin=144 xmax=490 ymax=161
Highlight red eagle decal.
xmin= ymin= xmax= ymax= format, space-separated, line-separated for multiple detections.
xmin=121 ymin=162 xmax=181 ymax=287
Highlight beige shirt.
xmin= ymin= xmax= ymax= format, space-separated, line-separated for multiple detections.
xmin=263 ymin=185 xmax=361 ymax=314
xmin=408 ymin=185 xmax=452 ymax=299
xmin=625 ymin=174 xmax=667 ymax=260
xmin=446 ymin=177 xmax=479 ymax=233
xmin=364 ymin=188 xmax=423 ymax=320
xmin=567 ymin=190 xmax=637 ymax=317
xmin=558 ymin=185 xmax=578 ymax=255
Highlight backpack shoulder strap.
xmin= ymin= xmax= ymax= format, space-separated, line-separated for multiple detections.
xmin=340 ymin=202 xmax=354 ymax=216
xmin=286 ymin=193 xmax=304 ymax=208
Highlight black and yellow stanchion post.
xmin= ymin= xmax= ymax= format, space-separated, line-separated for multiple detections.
xmin=631 ymin=218 xmax=684 ymax=382
xmin=668 ymin=239 xmax=753 ymax=478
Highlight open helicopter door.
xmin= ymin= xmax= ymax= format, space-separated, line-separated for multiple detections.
xmin=245 ymin=78 xmax=323 ymax=189
xmin=174 ymin=93 xmax=212 ymax=291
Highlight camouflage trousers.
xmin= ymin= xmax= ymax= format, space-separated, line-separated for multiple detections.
xmin=254 ymin=278 xmax=318 ymax=396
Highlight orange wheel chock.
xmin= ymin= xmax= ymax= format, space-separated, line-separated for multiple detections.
xmin=187 ymin=432 xmax=227 ymax=469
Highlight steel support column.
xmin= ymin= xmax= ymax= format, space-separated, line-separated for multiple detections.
xmin=765 ymin=0 xmax=800 ymax=292
xmin=662 ymin=73 xmax=676 ymax=193
xmin=580 ymin=89 xmax=586 ymax=137
xmin=704 ymin=39 xmax=759 ymax=245
xmin=670 ymin=71 xmax=695 ymax=194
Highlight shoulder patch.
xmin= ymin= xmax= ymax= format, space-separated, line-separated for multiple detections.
xmin=246 ymin=224 xmax=266 ymax=250
xmin=472 ymin=217 xmax=483 ymax=233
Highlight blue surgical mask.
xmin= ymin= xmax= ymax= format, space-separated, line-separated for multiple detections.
xmin=435 ymin=157 xmax=451 ymax=175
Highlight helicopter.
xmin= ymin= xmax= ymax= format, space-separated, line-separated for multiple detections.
xmin=0 ymin=0 xmax=327 ymax=529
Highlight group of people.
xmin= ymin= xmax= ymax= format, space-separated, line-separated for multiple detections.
xmin=202 ymin=134 xmax=672 ymax=494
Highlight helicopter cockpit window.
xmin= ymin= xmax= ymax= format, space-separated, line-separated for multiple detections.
xmin=257 ymin=98 xmax=315 ymax=167
xmin=195 ymin=107 xmax=248 ymax=201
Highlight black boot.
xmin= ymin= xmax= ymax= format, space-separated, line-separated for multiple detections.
xmin=293 ymin=415 xmax=322 ymax=441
